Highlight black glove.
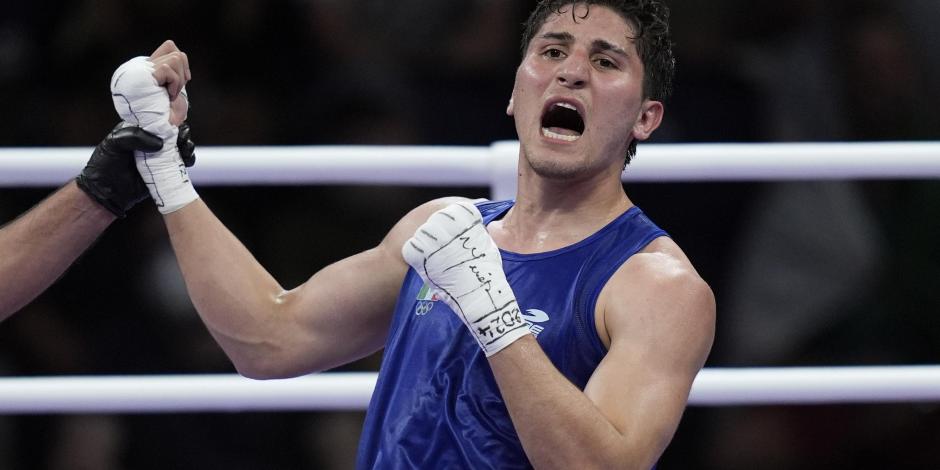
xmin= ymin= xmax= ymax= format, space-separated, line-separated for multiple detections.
xmin=76 ymin=121 xmax=196 ymax=217
xmin=177 ymin=121 xmax=196 ymax=168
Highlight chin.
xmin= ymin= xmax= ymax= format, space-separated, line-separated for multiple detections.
xmin=523 ymin=149 xmax=592 ymax=181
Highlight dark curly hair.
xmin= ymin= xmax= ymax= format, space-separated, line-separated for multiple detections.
xmin=520 ymin=0 xmax=675 ymax=164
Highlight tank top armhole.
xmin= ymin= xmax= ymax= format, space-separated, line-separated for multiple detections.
xmin=579 ymin=229 xmax=669 ymax=358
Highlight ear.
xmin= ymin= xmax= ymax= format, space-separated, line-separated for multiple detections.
xmin=631 ymin=100 xmax=664 ymax=142
xmin=506 ymin=96 xmax=515 ymax=116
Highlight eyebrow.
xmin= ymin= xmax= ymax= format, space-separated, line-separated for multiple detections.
xmin=592 ymin=39 xmax=629 ymax=58
xmin=538 ymin=32 xmax=630 ymax=57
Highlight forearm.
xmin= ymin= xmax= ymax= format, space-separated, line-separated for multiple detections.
xmin=163 ymin=199 xmax=292 ymax=376
xmin=489 ymin=337 xmax=643 ymax=470
xmin=0 ymin=182 xmax=115 ymax=319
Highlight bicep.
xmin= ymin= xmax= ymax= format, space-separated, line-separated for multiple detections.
xmin=583 ymin=265 xmax=715 ymax=466
xmin=271 ymin=197 xmax=464 ymax=373
xmin=275 ymin=243 xmax=407 ymax=370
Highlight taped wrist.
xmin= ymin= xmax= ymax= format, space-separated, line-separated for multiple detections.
xmin=135 ymin=128 xmax=198 ymax=214
xmin=111 ymin=56 xmax=197 ymax=214
xmin=403 ymin=201 xmax=531 ymax=356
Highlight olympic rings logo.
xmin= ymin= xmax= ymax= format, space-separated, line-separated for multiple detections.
xmin=414 ymin=301 xmax=435 ymax=316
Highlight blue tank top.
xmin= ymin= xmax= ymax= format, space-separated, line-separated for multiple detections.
xmin=356 ymin=200 xmax=668 ymax=469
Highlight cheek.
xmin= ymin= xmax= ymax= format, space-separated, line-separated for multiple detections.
xmin=519 ymin=60 xmax=542 ymax=81
xmin=509 ymin=87 xmax=534 ymax=126
xmin=513 ymin=61 xmax=549 ymax=107
xmin=592 ymin=116 xmax=629 ymax=144
xmin=596 ymin=83 xmax=642 ymax=125
xmin=590 ymin=99 xmax=639 ymax=146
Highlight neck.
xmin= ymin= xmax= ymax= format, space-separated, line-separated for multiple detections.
xmin=490 ymin=151 xmax=633 ymax=253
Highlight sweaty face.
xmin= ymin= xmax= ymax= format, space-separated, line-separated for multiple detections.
xmin=509 ymin=4 xmax=662 ymax=180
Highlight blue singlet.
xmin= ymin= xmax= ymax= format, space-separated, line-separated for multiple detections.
xmin=356 ymin=200 xmax=668 ymax=469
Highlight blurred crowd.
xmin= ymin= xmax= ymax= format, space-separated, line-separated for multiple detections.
xmin=1 ymin=0 xmax=938 ymax=468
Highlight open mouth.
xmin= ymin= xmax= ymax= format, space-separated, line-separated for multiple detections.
xmin=540 ymin=101 xmax=585 ymax=142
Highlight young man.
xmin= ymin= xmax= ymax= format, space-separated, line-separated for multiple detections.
xmin=118 ymin=1 xmax=714 ymax=468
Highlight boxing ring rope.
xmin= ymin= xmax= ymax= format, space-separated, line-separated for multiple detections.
xmin=1 ymin=367 xmax=940 ymax=414
xmin=3 ymin=141 xmax=940 ymax=199
xmin=2 ymin=141 xmax=940 ymax=413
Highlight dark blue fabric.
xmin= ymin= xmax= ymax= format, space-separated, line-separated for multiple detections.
xmin=356 ymin=200 xmax=668 ymax=469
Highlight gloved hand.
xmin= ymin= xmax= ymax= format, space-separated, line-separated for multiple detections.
xmin=402 ymin=201 xmax=531 ymax=356
xmin=76 ymin=121 xmax=196 ymax=217
xmin=111 ymin=53 xmax=196 ymax=214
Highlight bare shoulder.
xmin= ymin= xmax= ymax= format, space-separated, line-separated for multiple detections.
xmin=596 ymin=236 xmax=715 ymax=352
xmin=623 ymin=237 xmax=713 ymax=300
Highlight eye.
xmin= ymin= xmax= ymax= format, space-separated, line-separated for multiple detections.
xmin=594 ymin=57 xmax=618 ymax=69
xmin=543 ymin=47 xmax=566 ymax=59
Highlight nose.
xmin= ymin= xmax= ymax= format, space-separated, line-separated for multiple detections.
xmin=556 ymin=53 xmax=589 ymax=88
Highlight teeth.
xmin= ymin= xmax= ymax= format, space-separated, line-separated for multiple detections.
xmin=542 ymin=127 xmax=580 ymax=142
xmin=554 ymin=102 xmax=577 ymax=111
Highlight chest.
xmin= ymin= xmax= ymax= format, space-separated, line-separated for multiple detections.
xmin=397 ymin=254 xmax=606 ymax=375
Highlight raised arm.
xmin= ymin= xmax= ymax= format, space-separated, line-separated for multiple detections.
xmin=0 ymin=123 xmax=173 ymax=320
xmin=109 ymin=40 xmax=461 ymax=378
xmin=161 ymin=198 xmax=453 ymax=378
xmin=0 ymin=183 xmax=114 ymax=319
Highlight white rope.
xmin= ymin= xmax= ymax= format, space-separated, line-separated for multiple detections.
xmin=2 ymin=142 xmax=939 ymax=189
xmin=0 ymin=146 xmax=492 ymax=188
xmin=0 ymin=373 xmax=376 ymax=414
xmin=689 ymin=366 xmax=940 ymax=406
xmin=1 ymin=366 xmax=938 ymax=414
xmin=3 ymin=143 xmax=938 ymax=412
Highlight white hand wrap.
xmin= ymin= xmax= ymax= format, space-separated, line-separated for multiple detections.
xmin=403 ymin=201 xmax=530 ymax=356
xmin=111 ymin=56 xmax=197 ymax=214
